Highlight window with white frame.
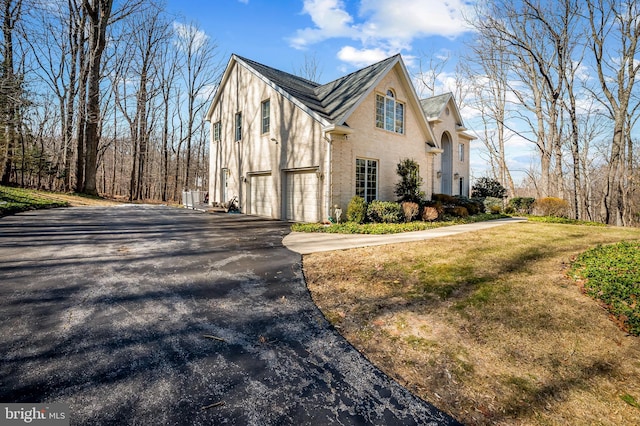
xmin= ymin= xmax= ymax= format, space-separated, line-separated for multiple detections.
xmin=356 ymin=158 xmax=378 ymax=203
xmin=459 ymin=143 xmax=465 ymax=161
xmin=213 ymin=121 xmax=221 ymax=142
xmin=261 ymin=99 xmax=270 ymax=134
xmin=375 ymin=90 xmax=404 ymax=134
xmin=235 ymin=112 xmax=242 ymax=141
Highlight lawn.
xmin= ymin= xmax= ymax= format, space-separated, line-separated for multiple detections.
xmin=0 ymin=185 xmax=121 ymax=217
xmin=303 ymin=221 xmax=640 ymax=425
xmin=0 ymin=185 xmax=69 ymax=216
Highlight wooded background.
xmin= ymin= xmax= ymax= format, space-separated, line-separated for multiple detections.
xmin=1 ymin=0 xmax=639 ymax=225
xmin=1 ymin=0 xmax=221 ymax=203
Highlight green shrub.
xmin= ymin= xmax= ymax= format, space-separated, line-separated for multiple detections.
xmin=401 ymin=201 xmax=420 ymax=222
xmin=394 ymin=159 xmax=425 ymax=203
xmin=483 ymin=197 xmax=503 ymax=214
xmin=533 ymin=197 xmax=570 ymax=217
xmin=454 ymin=196 xmax=483 ymax=215
xmin=367 ymin=200 xmax=403 ymax=223
xmin=291 ymin=213 xmax=510 ymax=234
xmin=347 ymin=196 xmax=367 ymax=223
xmin=509 ymin=197 xmax=536 ymax=214
xmin=471 ymin=177 xmax=506 ymax=199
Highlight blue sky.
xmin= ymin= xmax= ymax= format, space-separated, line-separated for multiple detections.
xmin=163 ymin=0 xmax=530 ymax=182
xmin=164 ymin=0 xmax=474 ymax=84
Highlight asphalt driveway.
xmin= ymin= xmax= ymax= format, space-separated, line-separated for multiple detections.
xmin=0 ymin=205 xmax=460 ymax=425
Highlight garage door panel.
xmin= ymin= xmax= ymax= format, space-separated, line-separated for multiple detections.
xmin=286 ymin=172 xmax=319 ymax=223
xmin=250 ymin=174 xmax=272 ymax=217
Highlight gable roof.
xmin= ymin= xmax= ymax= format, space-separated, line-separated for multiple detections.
xmin=420 ymin=93 xmax=452 ymax=119
xmin=235 ymin=55 xmax=329 ymax=120
xmin=315 ymin=55 xmax=400 ymax=124
xmin=206 ymin=53 xmax=436 ymax=142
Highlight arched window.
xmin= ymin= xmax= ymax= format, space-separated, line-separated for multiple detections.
xmin=375 ymin=89 xmax=404 ymax=134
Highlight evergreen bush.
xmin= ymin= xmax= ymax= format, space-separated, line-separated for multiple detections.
xmin=347 ymin=196 xmax=367 ymax=223
xmin=367 ymin=200 xmax=403 ymax=223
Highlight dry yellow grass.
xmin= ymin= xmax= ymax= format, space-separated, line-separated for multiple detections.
xmin=31 ymin=191 xmax=121 ymax=207
xmin=303 ymin=222 xmax=640 ymax=425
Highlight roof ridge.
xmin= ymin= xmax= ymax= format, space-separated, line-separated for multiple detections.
xmin=420 ymin=92 xmax=453 ymax=102
xmin=234 ymin=54 xmax=320 ymax=87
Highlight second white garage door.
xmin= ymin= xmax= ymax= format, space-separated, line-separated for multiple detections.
xmin=286 ymin=171 xmax=319 ymax=223
xmin=250 ymin=174 xmax=273 ymax=217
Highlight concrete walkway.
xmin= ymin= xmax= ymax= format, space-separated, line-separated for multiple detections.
xmin=283 ymin=217 xmax=527 ymax=254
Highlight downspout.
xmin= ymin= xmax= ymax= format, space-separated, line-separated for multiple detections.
xmin=323 ymin=131 xmax=332 ymax=222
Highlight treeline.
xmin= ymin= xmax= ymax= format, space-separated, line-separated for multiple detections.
xmin=464 ymin=0 xmax=640 ymax=226
xmin=0 ymin=0 xmax=221 ymax=202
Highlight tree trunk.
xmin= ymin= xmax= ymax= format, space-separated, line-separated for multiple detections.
xmin=81 ymin=0 xmax=113 ymax=196
xmin=1 ymin=0 xmax=22 ymax=185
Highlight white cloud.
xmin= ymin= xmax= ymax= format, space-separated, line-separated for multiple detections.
xmin=337 ymin=46 xmax=389 ymax=67
xmin=289 ymin=0 xmax=473 ymax=66
xmin=173 ymin=22 xmax=209 ymax=53
xmin=358 ymin=0 xmax=472 ymax=43
xmin=238 ymin=0 xmax=249 ymax=3
xmin=289 ymin=0 xmax=357 ymax=49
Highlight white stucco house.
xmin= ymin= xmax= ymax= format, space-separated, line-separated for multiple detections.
xmin=205 ymin=53 xmax=474 ymax=223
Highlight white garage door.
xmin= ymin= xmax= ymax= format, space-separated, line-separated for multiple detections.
xmin=250 ymin=174 xmax=273 ymax=217
xmin=286 ymin=171 xmax=319 ymax=223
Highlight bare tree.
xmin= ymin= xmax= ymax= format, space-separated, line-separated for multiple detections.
xmin=464 ymin=35 xmax=516 ymax=197
xmin=471 ymin=0 xmax=584 ymax=201
xmin=415 ymin=49 xmax=450 ymax=98
xmin=294 ymin=52 xmax=323 ymax=83
xmin=586 ymin=0 xmax=640 ymax=225
xmin=1 ymin=0 xmax=24 ymax=184
xmin=157 ymin=29 xmax=178 ymax=201
xmin=173 ymin=21 xmax=220 ymax=191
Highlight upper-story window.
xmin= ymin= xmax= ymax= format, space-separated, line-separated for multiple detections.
xmin=375 ymin=89 xmax=404 ymax=134
xmin=235 ymin=112 xmax=242 ymax=141
xmin=213 ymin=121 xmax=221 ymax=142
xmin=261 ymin=99 xmax=270 ymax=134
xmin=459 ymin=143 xmax=465 ymax=161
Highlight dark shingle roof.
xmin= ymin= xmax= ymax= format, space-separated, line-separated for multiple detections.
xmin=235 ymin=54 xmax=400 ymax=125
xmin=235 ymin=55 xmax=329 ymax=120
xmin=420 ymin=93 xmax=452 ymax=119
xmin=315 ymin=55 xmax=400 ymax=124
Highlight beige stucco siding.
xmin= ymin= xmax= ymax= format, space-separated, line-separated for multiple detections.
xmin=330 ymin=65 xmax=433 ymax=212
xmin=209 ymin=61 xmax=327 ymax=220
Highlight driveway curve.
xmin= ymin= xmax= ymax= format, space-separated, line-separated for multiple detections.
xmin=0 ymin=205 xmax=460 ymax=425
